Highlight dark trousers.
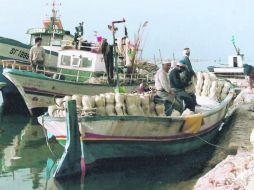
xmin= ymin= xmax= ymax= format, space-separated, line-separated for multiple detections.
xmin=31 ymin=61 xmax=44 ymax=72
xmin=175 ymin=90 xmax=196 ymax=112
xmin=102 ymin=43 xmax=114 ymax=83
xmin=156 ymin=91 xmax=183 ymax=115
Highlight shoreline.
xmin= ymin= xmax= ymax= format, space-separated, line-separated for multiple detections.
xmin=194 ymin=105 xmax=254 ymax=189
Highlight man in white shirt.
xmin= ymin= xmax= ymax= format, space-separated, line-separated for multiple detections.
xmin=29 ymin=37 xmax=45 ymax=72
xmin=155 ymin=61 xmax=183 ymax=114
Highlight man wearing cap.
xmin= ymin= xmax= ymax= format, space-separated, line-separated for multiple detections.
xmin=243 ymin=64 xmax=254 ymax=91
xmin=155 ymin=61 xmax=183 ymax=114
xmin=183 ymin=48 xmax=195 ymax=76
xmin=169 ymin=60 xmax=196 ymax=112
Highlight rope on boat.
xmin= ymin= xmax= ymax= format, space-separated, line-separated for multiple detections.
xmin=195 ymin=135 xmax=227 ymax=150
xmin=42 ymin=115 xmax=58 ymax=159
xmin=194 ymin=122 xmax=229 ymax=150
xmin=194 ymin=107 xmax=237 ymax=150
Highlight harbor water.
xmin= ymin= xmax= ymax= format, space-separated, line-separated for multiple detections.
xmin=0 ymin=61 xmax=251 ymax=190
xmin=0 ymin=104 xmax=242 ymax=190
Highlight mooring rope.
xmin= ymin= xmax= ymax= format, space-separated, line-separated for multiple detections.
xmin=41 ymin=115 xmax=58 ymax=159
xmin=195 ymin=134 xmax=228 ymax=150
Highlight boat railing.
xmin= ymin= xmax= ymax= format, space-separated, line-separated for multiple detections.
xmin=1 ymin=60 xmax=154 ymax=84
xmin=1 ymin=60 xmax=32 ymax=71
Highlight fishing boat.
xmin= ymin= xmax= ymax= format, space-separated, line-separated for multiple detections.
xmin=207 ymin=37 xmax=248 ymax=88
xmin=0 ymin=0 xmax=72 ymax=65
xmin=3 ymin=19 xmax=152 ymax=116
xmin=38 ymin=74 xmax=234 ymax=177
xmin=0 ymin=1 xmax=73 ymax=113
xmin=3 ymin=50 xmax=153 ymax=116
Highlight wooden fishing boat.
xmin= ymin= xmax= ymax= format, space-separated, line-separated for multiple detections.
xmin=3 ymin=49 xmax=153 ymax=116
xmin=38 ymin=77 xmax=234 ymax=170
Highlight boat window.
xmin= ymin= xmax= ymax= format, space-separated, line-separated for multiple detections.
xmin=30 ymin=35 xmax=40 ymax=45
xmin=71 ymin=57 xmax=80 ymax=67
xmin=81 ymin=57 xmax=92 ymax=68
xmin=61 ymin=55 xmax=71 ymax=66
xmin=51 ymin=35 xmax=63 ymax=46
xmin=40 ymin=35 xmax=51 ymax=46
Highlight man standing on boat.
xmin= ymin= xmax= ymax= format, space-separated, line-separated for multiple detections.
xmin=169 ymin=60 xmax=196 ymax=112
xmin=181 ymin=47 xmax=197 ymax=104
xmin=29 ymin=37 xmax=45 ymax=72
xmin=182 ymin=48 xmax=195 ymax=77
xmin=155 ymin=61 xmax=183 ymax=115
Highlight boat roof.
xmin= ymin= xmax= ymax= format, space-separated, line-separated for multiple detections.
xmin=0 ymin=36 xmax=31 ymax=49
xmin=26 ymin=28 xmax=67 ymax=36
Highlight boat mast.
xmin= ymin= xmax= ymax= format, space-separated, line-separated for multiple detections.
xmin=48 ymin=0 xmax=61 ymax=60
xmin=231 ymin=35 xmax=240 ymax=56
xmin=49 ymin=0 xmax=61 ymax=31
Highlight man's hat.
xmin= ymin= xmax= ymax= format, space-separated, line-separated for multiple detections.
xmin=177 ymin=59 xmax=187 ymax=67
xmin=162 ymin=60 xmax=171 ymax=65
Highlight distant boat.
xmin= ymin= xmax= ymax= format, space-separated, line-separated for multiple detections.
xmin=207 ymin=54 xmax=248 ymax=88
xmin=208 ymin=39 xmax=248 ymax=88
xmin=38 ymin=79 xmax=234 ymax=174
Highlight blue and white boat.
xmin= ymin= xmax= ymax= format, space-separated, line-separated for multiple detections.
xmin=0 ymin=1 xmax=73 ymax=113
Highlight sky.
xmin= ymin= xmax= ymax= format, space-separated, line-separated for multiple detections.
xmin=0 ymin=0 xmax=254 ymax=61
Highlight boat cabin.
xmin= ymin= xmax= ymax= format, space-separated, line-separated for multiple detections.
xmin=57 ymin=50 xmax=106 ymax=73
xmin=228 ymin=55 xmax=244 ymax=68
xmin=27 ymin=28 xmax=72 ymax=48
xmin=26 ymin=4 xmax=73 ymax=49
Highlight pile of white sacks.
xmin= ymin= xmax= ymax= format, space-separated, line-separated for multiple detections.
xmin=48 ymin=93 xmax=181 ymax=117
xmin=195 ymin=72 xmax=231 ymax=102
xmin=48 ymin=72 xmax=231 ymax=118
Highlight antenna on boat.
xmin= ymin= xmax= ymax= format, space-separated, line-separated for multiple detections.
xmin=46 ymin=0 xmax=62 ymax=62
xmin=110 ymin=18 xmax=126 ymax=92
xmin=159 ymin=49 xmax=163 ymax=64
xmin=231 ymin=35 xmax=241 ymax=56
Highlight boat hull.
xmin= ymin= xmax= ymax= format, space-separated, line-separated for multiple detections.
xmin=0 ymin=36 xmax=58 ymax=66
xmin=3 ymin=69 xmax=134 ymax=116
xmin=39 ymin=92 xmax=232 ymax=165
xmin=0 ymin=37 xmax=59 ymax=113
xmin=80 ymin=124 xmax=220 ymax=165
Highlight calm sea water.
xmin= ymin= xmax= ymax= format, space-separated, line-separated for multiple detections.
xmin=0 ymin=61 xmax=243 ymax=190
xmin=0 ymin=111 xmax=236 ymax=190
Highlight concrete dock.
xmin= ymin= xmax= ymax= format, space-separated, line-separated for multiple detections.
xmin=194 ymin=105 xmax=254 ymax=189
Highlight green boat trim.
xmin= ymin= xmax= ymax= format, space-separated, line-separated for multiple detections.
xmin=3 ymin=68 xmax=110 ymax=86
xmin=0 ymin=36 xmax=31 ymax=49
